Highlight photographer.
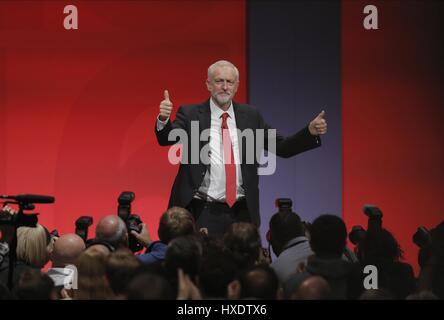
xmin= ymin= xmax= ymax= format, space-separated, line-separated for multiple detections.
xmin=357 ymin=228 xmax=416 ymax=299
xmin=94 ymin=215 xmax=147 ymax=251
xmin=268 ymin=208 xmax=313 ymax=284
xmin=132 ymin=206 xmax=197 ymax=265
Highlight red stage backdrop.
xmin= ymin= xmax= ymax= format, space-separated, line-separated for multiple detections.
xmin=342 ymin=0 xmax=444 ymax=272
xmin=0 ymin=1 xmax=247 ymax=239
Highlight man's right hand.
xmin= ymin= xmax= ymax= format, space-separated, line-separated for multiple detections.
xmin=130 ymin=223 xmax=152 ymax=248
xmin=159 ymin=89 xmax=173 ymax=121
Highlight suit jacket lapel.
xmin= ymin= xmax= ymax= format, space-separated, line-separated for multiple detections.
xmin=233 ymin=101 xmax=247 ymax=132
xmin=233 ymin=102 xmax=248 ymax=182
xmin=198 ymin=100 xmax=211 ymax=168
xmin=198 ymin=99 xmax=211 ymax=132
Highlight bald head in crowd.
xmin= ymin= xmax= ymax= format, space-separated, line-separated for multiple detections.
xmin=95 ymin=215 xmax=128 ymax=249
xmin=51 ymin=233 xmax=85 ymax=267
xmin=291 ymin=276 xmax=331 ymax=300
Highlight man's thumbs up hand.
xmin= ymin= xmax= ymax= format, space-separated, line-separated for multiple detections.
xmin=159 ymin=89 xmax=173 ymax=121
xmin=309 ymin=110 xmax=328 ymax=136
xmin=164 ymin=89 xmax=170 ymax=102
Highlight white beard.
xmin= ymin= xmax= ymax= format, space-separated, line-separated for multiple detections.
xmin=213 ymin=93 xmax=231 ymax=106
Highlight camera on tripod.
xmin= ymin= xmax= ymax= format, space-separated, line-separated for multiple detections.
xmin=117 ymin=191 xmax=143 ymax=252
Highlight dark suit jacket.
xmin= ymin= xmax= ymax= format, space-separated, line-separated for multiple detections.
xmin=155 ymin=100 xmax=321 ymax=226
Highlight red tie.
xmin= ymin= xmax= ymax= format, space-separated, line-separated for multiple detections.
xmin=221 ymin=112 xmax=236 ymax=207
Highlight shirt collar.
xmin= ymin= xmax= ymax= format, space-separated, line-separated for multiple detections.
xmin=283 ymin=236 xmax=309 ymax=249
xmin=210 ymin=97 xmax=234 ymax=119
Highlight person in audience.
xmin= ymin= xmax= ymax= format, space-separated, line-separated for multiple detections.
xmin=290 ymin=276 xmax=331 ymax=300
xmin=358 ymin=228 xmax=416 ymax=299
xmin=230 ymin=264 xmax=280 ymax=300
xmin=0 ymin=223 xmax=54 ymax=288
xmin=86 ymin=242 xmax=113 ymax=256
xmin=126 ymin=273 xmax=175 ymax=300
xmin=47 ymin=233 xmax=85 ymax=292
xmin=95 ymin=215 xmax=129 ymax=250
xmin=285 ymin=214 xmax=356 ymax=299
xmin=133 ymin=206 xmax=197 ymax=265
xmin=164 ymin=235 xmax=203 ymax=293
xmin=406 ymin=291 xmax=439 ymax=300
xmin=74 ymin=245 xmax=114 ymax=300
xmin=14 ymin=269 xmax=57 ymax=300
xmin=223 ymin=222 xmax=263 ymax=272
xmin=268 ymin=210 xmax=313 ymax=283
xmin=417 ymin=220 xmax=444 ymax=299
xmin=359 ymin=289 xmax=394 ymax=300
xmin=198 ymin=244 xmax=238 ymax=299
xmin=106 ymin=248 xmax=141 ymax=298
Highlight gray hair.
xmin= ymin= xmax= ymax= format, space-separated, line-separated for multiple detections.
xmin=96 ymin=217 xmax=127 ymax=249
xmin=207 ymin=60 xmax=239 ymax=81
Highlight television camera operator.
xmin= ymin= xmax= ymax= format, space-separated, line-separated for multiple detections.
xmin=0 ymin=204 xmax=55 ymax=289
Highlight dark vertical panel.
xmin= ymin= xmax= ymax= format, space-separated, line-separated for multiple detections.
xmin=0 ymin=49 xmax=5 ymax=192
xmin=248 ymin=1 xmax=342 ymax=240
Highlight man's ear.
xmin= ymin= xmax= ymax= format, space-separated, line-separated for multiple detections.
xmin=206 ymin=79 xmax=211 ymax=91
xmin=227 ymin=280 xmax=241 ymax=300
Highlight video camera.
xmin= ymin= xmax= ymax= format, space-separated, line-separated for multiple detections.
xmin=117 ymin=191 xmax=143 ymax=252
xmin=0 ymin=194 xmax=54 ymax=290
xmin=0 ymin=194 xmax=53 ymax=228
xmin=348 ymin=204 xmax=384 ymax=246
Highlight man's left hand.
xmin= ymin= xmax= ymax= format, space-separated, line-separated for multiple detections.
xmin=309 ymin=110 xmax=327 ymax=136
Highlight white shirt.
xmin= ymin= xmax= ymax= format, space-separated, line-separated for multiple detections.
xmin=47 ymin=267 xmax=76 ymax=288
xmin=157 ymin=98 xmax=244 ymax=202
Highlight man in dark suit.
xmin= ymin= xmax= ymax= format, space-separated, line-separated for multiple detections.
xmin=155 ymin=60 xmax=327 ymax=237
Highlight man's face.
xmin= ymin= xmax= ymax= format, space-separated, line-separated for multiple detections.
xmin=206 ymin=66 xmax=239 ymax=107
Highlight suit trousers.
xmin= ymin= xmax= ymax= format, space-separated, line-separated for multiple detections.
xmin=187 ymin=198 xmax=251 ymax=238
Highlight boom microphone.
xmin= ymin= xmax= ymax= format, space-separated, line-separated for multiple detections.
xmin=0 ymin=194 xmax=55 ymax=204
